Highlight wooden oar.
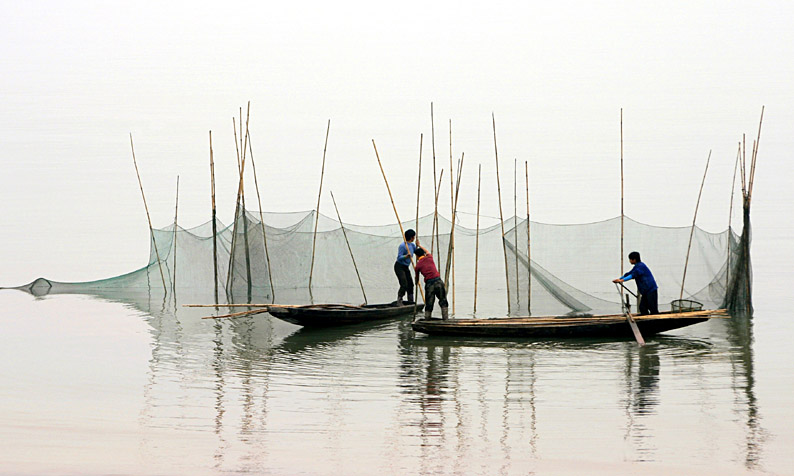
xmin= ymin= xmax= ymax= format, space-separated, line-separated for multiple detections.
xmin=616 ymin=283 xmax=645 ymax=346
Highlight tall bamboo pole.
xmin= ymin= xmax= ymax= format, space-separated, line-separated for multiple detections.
xmin=241 ymin=108 xmax=253 ymax=299
xmin=129 ymin=133 xmax=168 ymax=294
xmin=747 ymin=106 xmax=764 ymax=203
xmin=308 ymin=120 xmax=331 ymax=302
xmin=727 ymin=149 xmax=740 ymax=291
xmin=330 ymin=191 xmax=367 ymax=305
xmin=525 ymin=160 xmax=531 ymax=314
xmin=430 ymin=103 xmax=438 ymax=257
xmin=247 ymin=131 xmax=276 ymax=303
xmin=513 ymin=158 xmax=519 ymax=304
xmin=680 ymin=150 xmax=712 ymax=300
xmin=372 ymin=140 xmax=425 ymax=302
xmin=172 ymin=175 xmax=179 ymax=293
xmin=415 ymin=134 xmax=423 ymax=232
xmin=209 ymin=131 xmax=219 ymax=303
xmin=444 ymin=153 xmax=464 ymax=287
xmin=414 ymin=133 xmax=423 ymax=306
xmin=474 ymin=164 xmax=482 ymax=313
xmin=226 ymin=117 xmax=243 ymax=295
xmin=620 ymin=108 xmax=624 ymax=282
xmin=492 ymin=114 xmax=512 ymax=313
xmin=448 ymin=119 xmax=455 ymax=313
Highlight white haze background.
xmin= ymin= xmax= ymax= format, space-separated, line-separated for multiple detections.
xmin=1 ymin=0 xmax=792 ymax=287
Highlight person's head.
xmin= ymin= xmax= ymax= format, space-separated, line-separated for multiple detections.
xmin=405 ymin=229 xmax=416 ymax=242
xmin=415 ymin=247 xmax=426 ymax=258
xmin=628 ymin=251 xmax=641 ymax=264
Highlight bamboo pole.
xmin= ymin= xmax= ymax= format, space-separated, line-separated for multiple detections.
xmin=448 ymin=119 xmax=455 ymax=313
xmin=474 ymin=164 xmax=482 ymax=313
xmin=241 ymin=108 xmax=253 ymax=299
xmin=430 ymin=103 xmax=438 ymax=257
xmin=372 ymin=140 xmax=425 ymax=302
xmin=747 ymin=106 xmax=764 ymax=203
xmin=308 ymin=120 xmax=331 ymax=302
xmin=513 ymin=158 xmax=519 ymax=304
xmin=727 ymin=149 xmax=740 ymax=291
xmin=444 ymin=153 xmax=464 ymax=286
xmin=492 ymin=113 xmax=512 ymax=313
xmin=247 ymin=131 xmax=276 ymax=303
xmin=525 ymin=160 xmax=531 ymax=314
xmin=226 ymin=117 xmax=243 ymax=295
xmin=680 ymin=150 xmax=712 ymax=300
xmin=172 ymin=175 xmax=179 ymax=293
xmin=209 ymin=131 xmax=219 ymax=304
xmin=330 ymin=191 xmax=367 ymax=304
xmin=129 ymin=134 xmax=168 ymax=294
xmin=620 ymin=108 xmax=624 ymax=282
xmin=415 ymin=133 xmax=423 ymax=233
xmin=415 ymin=133 xmax=423 ymax=307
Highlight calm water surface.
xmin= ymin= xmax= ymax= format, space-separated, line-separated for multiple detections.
xmin=1 ymin=277 xmax=792 ymax=475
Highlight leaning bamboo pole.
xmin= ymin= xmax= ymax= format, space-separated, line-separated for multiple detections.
xmin=525 ymin=160 xmax=531 ymax=314
xmin=414 ymin=133 xmax=423 ymax=306
xmin=129 ymin=134 xmax=168 ymax=294
xmin=473 ymin=164 xmax=482 ymax=313
xmin=330 ymin=191 xmax=367 ymax=305
xmin=172 ymin=175 xmax=179 ymax=293
xmin=240 ymin=113 xmax=253 ymax=299
xmin=727 ymin=149 xmax=740 ymax=291
xmin=308 ymin=120 xmax=331 ymax=302
xmin=430 ymin=103 xmax=438 ymax=257
xmin=226 ymin=116 xmax=244 ymax=295
xmin=513 ymin=158 xmax=519 ymax=304
xmin=448 ymin=120 xmax=455 ymax=314
xmin=247 ymin=131 xmax=276 ymax=303
xmin=209 ymin=131 xmax=219 ymax=304
xmin=444 ymin=153 xmax=464 ymax=287
xmin=372 ymin=140 xmax=425 ymax=302
xmin=492 ymin=113 xmax=512 ymax=313
xmin=680 ymin=150 xmax=711 ymax=300
xmin=747 ymin=106 xmax=764 ymax=203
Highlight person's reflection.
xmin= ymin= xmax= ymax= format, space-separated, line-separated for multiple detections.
xmin=635 ymin=344 xmax=660 ymax=415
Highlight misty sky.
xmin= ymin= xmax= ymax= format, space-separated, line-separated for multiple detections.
xmin=1 ymin=0 xmax=792 ymax=284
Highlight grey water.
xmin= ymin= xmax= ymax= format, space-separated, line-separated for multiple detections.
xmin=1 ymin=267 xmax=792 ymax=475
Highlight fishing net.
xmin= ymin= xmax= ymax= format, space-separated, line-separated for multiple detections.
xmin=9 ymin=205 xmax=752 ymax=317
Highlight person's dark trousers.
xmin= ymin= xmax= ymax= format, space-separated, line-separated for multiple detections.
xmin=424 ymin=278 xmax=448 ymax=313
xmin=394 ymin=261 xmax=414 ymax=302
xmin=639 ymin=289 xmax=659 ymax=315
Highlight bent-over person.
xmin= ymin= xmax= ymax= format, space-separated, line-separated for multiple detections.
xmin=613 ymin=251 xmax=659 ymax=315
xmin=414 ymin=245 xmax=449 ymax=320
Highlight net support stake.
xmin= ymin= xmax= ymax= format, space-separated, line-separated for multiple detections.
xmin=308 ymin=119 xmax=330 ymax=304
xmin=372 ymin=140 xmax=426 ymax=303
xmin=492 ymin=113 xmax=512 ymax=314
xmin=681 ymin=150 xmax=711 ymax=300
xmin=129 ymin=133 xmax=168 ymax=295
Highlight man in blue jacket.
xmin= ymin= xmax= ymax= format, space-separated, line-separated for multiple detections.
xmin=613 ymin=251 xmax=659 ymax=315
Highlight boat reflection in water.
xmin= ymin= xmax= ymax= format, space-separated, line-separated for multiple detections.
xmin=7 ymin=284 xmax=767 ymax=474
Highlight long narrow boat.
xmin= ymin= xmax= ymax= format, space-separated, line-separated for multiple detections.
xmin=411 ymin=309 xmax=729 ymax=338
xmin=268 ymin=301 xmax=423 ymax=327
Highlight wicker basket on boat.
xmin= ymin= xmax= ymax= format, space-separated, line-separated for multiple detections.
xmin=670 ymin=299 xmax=703 ymax=312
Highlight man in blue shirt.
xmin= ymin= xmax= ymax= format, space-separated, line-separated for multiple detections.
xmin=613 ymin=251 xmax=659 ymax=315
xmin=394 ymin=229 xmax=417 ymax=304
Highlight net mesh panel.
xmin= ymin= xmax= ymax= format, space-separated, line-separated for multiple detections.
xmin=16 ymin=208 xmax=750 ymax=316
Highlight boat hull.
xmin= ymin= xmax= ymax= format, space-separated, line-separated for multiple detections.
xmin=411 ymin=311 xmax=725 ymax=339
xmin=269 ymin=302 xmax=423 ymax=327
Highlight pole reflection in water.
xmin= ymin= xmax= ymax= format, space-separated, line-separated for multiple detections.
xmin=17 ymin=286 xmax=767 ymax=474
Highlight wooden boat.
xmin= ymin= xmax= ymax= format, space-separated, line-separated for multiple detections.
xmin=268 ymin=301 xmax=424 ymax=327
xmin=411 ymin=309 xmax=729 ymax=339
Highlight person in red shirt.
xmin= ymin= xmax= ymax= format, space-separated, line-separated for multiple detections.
xmin=414 ymin=245 xmax=449 ymax=320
